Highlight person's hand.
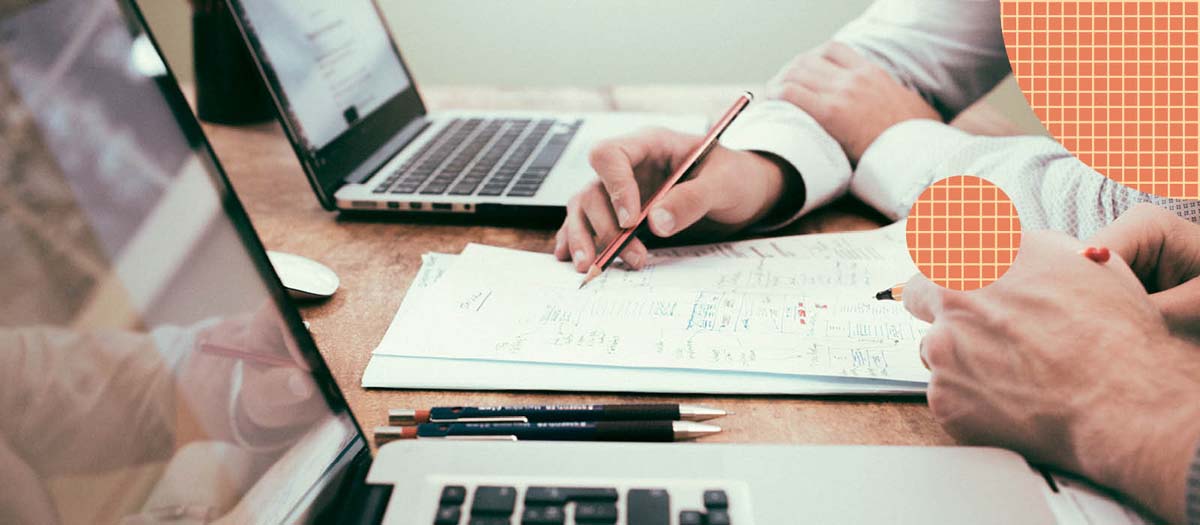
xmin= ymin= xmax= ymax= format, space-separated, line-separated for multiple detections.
xmin=556 ymin=128 xmax=793 ymax=272
xmin=180 ymin=305 xmax=323 ymax=449
xmin=1088 ymin=203 xmax=1200 ymax=343
xmin=903 ymin=231 xmax=1200 ymax=524
xmin=766 ymin=42 xmax=940 ymax=165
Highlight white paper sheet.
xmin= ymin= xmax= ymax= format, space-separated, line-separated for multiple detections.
xmin=360 ymin=354 xmax=926 ymax=394
xmin=374 ymin=225 xmax=931 ymax=383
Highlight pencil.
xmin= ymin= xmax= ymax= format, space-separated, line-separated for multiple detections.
xmin=874 ymin=284 xmax=904 ymax=302
xmin=579 ymin=92 xmax=755 ymax=289
xmin=200 ymin=342 xmax=300 ymax=368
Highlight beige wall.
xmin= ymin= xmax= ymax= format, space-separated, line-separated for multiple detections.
xmin=137 ymin=0 xmax=1045 ymax=134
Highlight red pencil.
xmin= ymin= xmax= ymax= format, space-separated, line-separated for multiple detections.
xmin=579 ymin=92 xmax=755 ymax=289
xmin=200 ymin=342 xmax=300 ymax=368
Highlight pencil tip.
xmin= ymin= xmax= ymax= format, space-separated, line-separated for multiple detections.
xmin=578 ymin=267 xmax=601 ymax=289
xmin=874 ymin=289 xmax=893 ymax=301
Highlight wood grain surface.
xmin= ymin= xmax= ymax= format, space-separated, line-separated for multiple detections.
xmin=198 ymin=85 xmax=1019 ymax=448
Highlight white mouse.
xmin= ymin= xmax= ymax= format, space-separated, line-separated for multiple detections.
xmin=267 ymin=251 xmax=340 ymax=300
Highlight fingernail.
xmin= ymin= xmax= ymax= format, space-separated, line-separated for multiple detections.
xmin=650 ymin=207 xmax=675 ymax=235
xmin=617 ymin=207 xmax=631 ymax=227
xmin=573 ymin=250 xmax=586 ymax=265
xmin=624 ymin=251 xmax=643 ymax=268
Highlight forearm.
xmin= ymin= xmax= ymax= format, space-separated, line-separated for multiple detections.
xmin=833 ymin=0 xmax=1011 ymax=120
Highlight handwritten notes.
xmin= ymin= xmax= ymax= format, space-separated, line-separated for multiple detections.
xmin=374 ymin=225 xmax=931 ymax=382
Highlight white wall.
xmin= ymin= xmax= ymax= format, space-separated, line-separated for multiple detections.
xmin=138 ymin=0 xmax=1045 ymax=133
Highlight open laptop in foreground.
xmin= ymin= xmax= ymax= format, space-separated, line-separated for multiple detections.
xmin=224 ymin=0 xmax=706 ymax=217
xmin=0 ymin=1 xmax=1140 ymax=523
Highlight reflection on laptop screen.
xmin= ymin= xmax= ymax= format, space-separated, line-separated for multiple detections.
xmin=236 ymin=0 xmax=411 ymax=152
xmin=0 ymin=1 xmax=360 ymax=523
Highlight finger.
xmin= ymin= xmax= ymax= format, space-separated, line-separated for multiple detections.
xmin=553 ymin=226 xmax=569 ymax=261
xmin=579 ymin=191 xmax=652 ymax=270
xmin=1087 ymin=203 xmax=1200 ymax=291
xmin=619 ymin=238 xmax=650 ymax=270
xmin=919 ymin=323 xmax=956 ymax=371
xmin=772 ymin=83 xmax=823 ymax=115
xmin=1151 ymin=277 xmax=1200 ymax=337
xmin=589 ymin=130 xmax=687 ymax=228
xmin=779 ymin=54 xmax=842 ymax=90
xmin=821 ymin=41 xmax=869 ymax=68
xmin=645 ymin=177 xmax=720 ymax=238
xmin=582 ymin=191 xmax=621 ymax=248
xmin=563 ymin=205 xmax=597 ymax=272
xmin=902 ymin=273 xmax=947 ymax=323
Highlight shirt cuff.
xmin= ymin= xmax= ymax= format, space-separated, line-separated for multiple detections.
xmin=719 ymin=100 xmax=853 ymax=231
xmin=851 ymin=119 xmax=975 ymax=220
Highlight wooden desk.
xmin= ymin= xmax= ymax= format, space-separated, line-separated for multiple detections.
xmin=201 ymin=85 xmax=1021 ymax=447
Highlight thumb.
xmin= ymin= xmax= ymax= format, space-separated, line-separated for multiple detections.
xmin=902 ymin=273 xmax=951 ymax=323
xmin=646 ymin=177 xmax=720 ymax=237
xmin=1150 ymin=277 xmax=1200 ymax=341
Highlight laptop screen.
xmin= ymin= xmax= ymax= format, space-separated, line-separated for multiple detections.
xmin=235 ymin=0 xmax=411 ymax=151
xmin=0 ymin=1 xmax=364 ymax=523
xmin=229 ymin=0 xmax=427 ymax=207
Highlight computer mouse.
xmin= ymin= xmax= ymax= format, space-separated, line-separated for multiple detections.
xmin=267 ymin=251 xmax=340 ymax=300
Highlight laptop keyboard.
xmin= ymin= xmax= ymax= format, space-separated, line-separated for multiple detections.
xmin=432 ymin=484 xmax=734 ymax=525
xmin=372 ymin=117 xmax=582 ymax=199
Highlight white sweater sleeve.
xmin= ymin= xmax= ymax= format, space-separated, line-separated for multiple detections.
xmin=854 ymin=119 xmax=1200 ymax=237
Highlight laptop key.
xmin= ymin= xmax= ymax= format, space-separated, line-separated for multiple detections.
xmin=434 ymin=505 xmax=462 ymax=525
xmin=574 ymin=503 xmax=618 ymax=523
xmin=678 ymin=511 xmax=703 ymax=525
xmin=706 ymin=509 xmax=732 ymax=525
xmin=477 ymin=186 xmax=506 ymax=197
xmin=703 ymin=489 xmax=728 ymax=509
xmin=505 ymin=188 xmax=538 ymax=197
xmin=441 ymin=486 xmax=467 ymax=505
xmin=520 ymin=506 xmax=565 ymax=525
xmin=626 ymin=489 xmax=669 ymax=525
xmin=467 ymin=518 xmax=508 ymax=525
xmin=527 ymin=143 xmax=570 ymax=170
xmin=524 ymin=487 xmax=619 ymax=505
xmin=471 ymin=486 xmax=516 ymax=516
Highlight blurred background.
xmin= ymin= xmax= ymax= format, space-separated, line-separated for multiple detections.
xmin=136 ymin=0 xmax=1046 ymax=134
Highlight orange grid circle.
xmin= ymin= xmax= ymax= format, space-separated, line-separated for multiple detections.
xmin=1002 ymin=0 xmax=1200 ymax=200
xmin=906 ymin=175 xmax=1023 ymax=291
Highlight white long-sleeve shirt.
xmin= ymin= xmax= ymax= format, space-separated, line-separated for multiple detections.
xmin=719 ymin=0 xmax=1200 ymax=238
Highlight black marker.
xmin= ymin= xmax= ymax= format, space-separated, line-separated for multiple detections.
xmin=374 ymin=421 xmax=721 ymax=444
xmin=388 ymin=404 xmax=727 ymax=424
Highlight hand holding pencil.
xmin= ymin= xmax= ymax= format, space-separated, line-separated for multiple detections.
xmin=556 ymin=93 xmax=799 ymax=277
xmin=577 ymin=93 xmax=754 ymax=287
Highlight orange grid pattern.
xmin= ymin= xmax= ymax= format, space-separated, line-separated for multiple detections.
xmin=1002 ymin=0 xmax=1200 ymax=200
xmin=906 ymin=175 xmax=1023 ymax=291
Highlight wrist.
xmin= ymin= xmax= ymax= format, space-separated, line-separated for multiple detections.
xmin=746 ymin=150 xmax=803 ymax=226
xmin=1074 ymin=340 xmax=1200 ymax=523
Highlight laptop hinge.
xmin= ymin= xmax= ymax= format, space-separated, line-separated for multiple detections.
xmin=343 ymin=117 xmax=431 ymax=185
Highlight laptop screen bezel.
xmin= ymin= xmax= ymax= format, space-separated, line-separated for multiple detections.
xmin=121 ymin=1 xmax=375 ymax=519
xmin=224 ymin=0 xmax=427 ymax=210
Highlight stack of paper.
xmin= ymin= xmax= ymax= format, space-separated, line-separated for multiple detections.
xmin=363 ymin=223 xmax=930 ymax=395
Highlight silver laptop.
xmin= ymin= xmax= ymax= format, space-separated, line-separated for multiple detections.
xmin=224 ymin=0 xmax=706 ymax=216
xmin=0 ymin=1 xmax=1128 ymax=523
